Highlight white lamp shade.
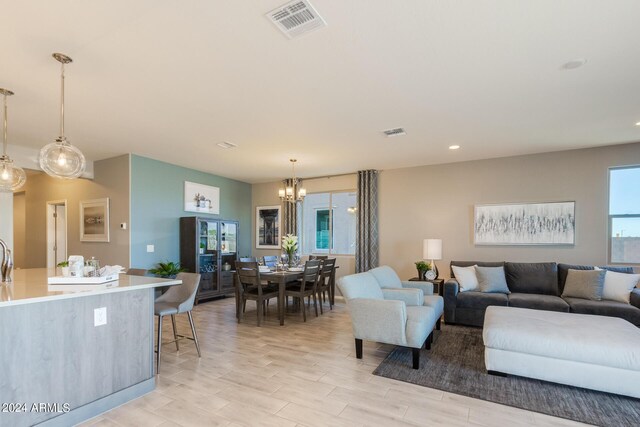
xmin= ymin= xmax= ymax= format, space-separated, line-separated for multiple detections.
xmin=423 ymin=239 xmax=442 ymax=260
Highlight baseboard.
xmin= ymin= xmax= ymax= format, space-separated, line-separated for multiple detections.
xmin=37 ymin=378 xmax=155 ymax=426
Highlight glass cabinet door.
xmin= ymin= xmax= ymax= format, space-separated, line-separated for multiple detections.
xmin=219 ymin=221 xmax=237 ymax=290
xmin=198 ymin=220 xmax=218 ymax=292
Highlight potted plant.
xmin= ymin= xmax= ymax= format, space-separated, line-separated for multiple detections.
xmin=414 ymin=260 xmax=431 ymax=281
xmin=149 ymin=261 xmax=185 ymax=278
xmin=282 ymin=234 xmax=298 ymax=267
xmin=199 ymin=242 xmax=205 ymax=254
xmin=57 ymin=261 xmax=70 ymax=277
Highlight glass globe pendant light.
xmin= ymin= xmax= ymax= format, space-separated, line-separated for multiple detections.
xmin=0 ymin=88 xmax=26 ymax=192
xmin=39 ymin=53 xmax=86 ymax=179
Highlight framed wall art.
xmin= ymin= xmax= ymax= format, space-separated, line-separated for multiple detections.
xmin=184 ymin=181 xmax=220 ymax=214
xmin=80 ymin=198 xmax=110 ymax=242
xmin=474 ymin=201 xmax=575 ymax=245
xmin=256 ymin=205 xmax=281 ymax=249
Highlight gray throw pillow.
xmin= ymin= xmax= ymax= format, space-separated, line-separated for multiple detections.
xmin=561 ymin=269 xmax=605 ymax=300
xmin=475 ymin=266 xmax=510 ymax=294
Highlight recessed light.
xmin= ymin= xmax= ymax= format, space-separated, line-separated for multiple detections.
xmin=635 ymin=122 xmax=640 ymax=126
xmin=561 ymin=59 xmax=587 ymax=70
xmin=449 ymin=145 xmax=460 ymax=150
xmin=216 ymin=141 xmax=237 ymax=149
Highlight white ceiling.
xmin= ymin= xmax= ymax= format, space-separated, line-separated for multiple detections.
xmin=2 ymin=0 xmax=640 ymax=183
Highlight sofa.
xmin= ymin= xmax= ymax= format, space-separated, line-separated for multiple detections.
xmin=444 ymin=261 xmax=640 ymax=327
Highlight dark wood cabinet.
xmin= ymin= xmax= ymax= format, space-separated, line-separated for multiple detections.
xmin=180 ymin=217 xmax=238 ymax=303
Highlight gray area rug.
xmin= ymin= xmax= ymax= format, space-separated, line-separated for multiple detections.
xmin=372 ymin=325 xmax=640 ymax=427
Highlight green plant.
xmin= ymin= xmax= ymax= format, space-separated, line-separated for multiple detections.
xmin=149 ymin=261 xmax=185 ymax=278
xmin=56 ymin=261 xmax=69 ymax=267
xmin=414 ymin=260 xmax=431 ymax=271
xmin=200 ymin=242 xmax=205 ymax=248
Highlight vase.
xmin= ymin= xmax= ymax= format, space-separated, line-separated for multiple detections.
xmin=287 ymin=251 xmax=296 ymax=267
xmin=417 ymin=269 xmax=426 ymax=281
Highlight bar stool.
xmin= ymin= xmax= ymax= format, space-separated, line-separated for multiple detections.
xmin=154 ymin=272 xmax=202 ymax=373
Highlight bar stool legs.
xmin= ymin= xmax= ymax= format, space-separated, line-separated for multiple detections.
xmin=171 ymin=314 xmax=179 ymax=351
xmin=187 ymin=311 xmax=201 ymax=357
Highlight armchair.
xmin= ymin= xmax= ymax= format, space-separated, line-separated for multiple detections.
xmin=368 ymin=266 xmax=444 ymax=330
xmin=338 ymin=271 xmax=439 ymax=369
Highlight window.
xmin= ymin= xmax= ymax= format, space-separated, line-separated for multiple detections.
xmin=609 ymin=166 xmax=640 ymax=264
xmin=300 ymin=191 xmax=356 ymax=255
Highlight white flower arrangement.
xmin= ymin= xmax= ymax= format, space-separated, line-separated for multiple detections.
xmin=282 ymin=234 xmax=298 ymax=253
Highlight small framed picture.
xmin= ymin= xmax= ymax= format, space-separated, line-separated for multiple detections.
xmin=80 ymin=198 xmax=110 ymax=242
xmin=184 ymin=181 xmax=220 ymax=214
xmin=256 ymin=205 xmax=281 ymax=249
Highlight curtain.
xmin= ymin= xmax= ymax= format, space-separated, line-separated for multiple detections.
xmin=356 ymin=170 xmax=379 ymax=272
xmin=282 ymin=178 xmax=298 ymax=236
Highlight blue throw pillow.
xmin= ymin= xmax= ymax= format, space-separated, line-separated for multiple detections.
xmin=475 ymin=266 xmax=510 ymax=294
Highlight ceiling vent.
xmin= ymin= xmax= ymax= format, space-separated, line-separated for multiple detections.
xmin=266 ymin=0 xmax=327 ymax=39
xmin=383 ymin=128 xmax=407 ymax=137
xmin=216 ymin=141 xmax=237 ymax=149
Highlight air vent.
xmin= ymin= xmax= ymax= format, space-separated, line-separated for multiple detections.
xmin=216 ymin=141 xmax=237 ymax=149
xmin=266 ymin=0 xmax=327 ymax=39
xmin=383 ymin=128 xmax=406 ymax=137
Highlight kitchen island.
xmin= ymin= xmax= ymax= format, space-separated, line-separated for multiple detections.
xmin=0 ymin=269 xmax=179 ymax=427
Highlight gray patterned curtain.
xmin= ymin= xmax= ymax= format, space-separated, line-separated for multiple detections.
xmin=282 ymin=179 xmax=298 ymax=236
xmin=356 ymin=170 xmax=379 ymax=272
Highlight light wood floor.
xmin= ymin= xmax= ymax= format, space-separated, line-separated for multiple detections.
xmin=80 ymin=297 xmax=586 ymax=427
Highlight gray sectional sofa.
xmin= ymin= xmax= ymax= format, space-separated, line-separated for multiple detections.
xmin=444 ymin=261 xmax=640 ymax=327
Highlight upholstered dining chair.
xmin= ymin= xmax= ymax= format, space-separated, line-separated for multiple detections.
xmin=317 ymin=258 xmax=336 ymax=314
xmin=236 ymin=261 xmax=279 ymax=326
xmin=154 ymin=272 xmax=202 ymax=373
xmin=126 ymin=268 xmax=147 ymax=276
xmin=262 ymin=255 xmax=278 ymax=268
xmin=285 ymin=259 xmax=321 ymax=322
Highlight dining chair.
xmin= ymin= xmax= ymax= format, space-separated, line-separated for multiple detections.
xmin=309 ymin=255 xmax=328 ymax=260
xmin=236 ymin=261 xmax=279 ymax=326
xmin=262 ymin=255 xmax=278 ymax=268
xmin=126 ymin=268 xmax=147 ymax=276
xmin=317 ymin=258 xmax=336 ymax=314
xmin=285 ymin=259 xmax=321 ymax=322
xmin=154 ymin=272 xmax=202 ymax=374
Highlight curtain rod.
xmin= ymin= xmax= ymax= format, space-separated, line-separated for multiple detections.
xmin=300 ymin=170 xmax=380 ymax=181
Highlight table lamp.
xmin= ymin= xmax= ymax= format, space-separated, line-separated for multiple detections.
xmin=423 ymin=239 xmax=442 ymax=279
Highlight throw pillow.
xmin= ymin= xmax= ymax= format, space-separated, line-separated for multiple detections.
xmin=601 ymin=270 xmax=640 ymax=303
xmin=451 ymin=265 xmax=479 ymax=292
xmin=475 ymin=266 xmax=510 ymax=294
xmin=561 ymin=269 xmax=605 ymax=301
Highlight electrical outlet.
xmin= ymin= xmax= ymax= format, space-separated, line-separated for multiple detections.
xmin=120 ymin=223 xmax=127 ymax=230
xmin=94 ymin=307 xmax=107 ymax=326
xmin=146 ymin=245 xmax=154 ymax=253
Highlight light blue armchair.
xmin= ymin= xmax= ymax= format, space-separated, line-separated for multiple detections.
xmin=338 ymin=271 xmax=439 ymax=369
xmin=368 ymin=265 xmax=444 ymax=330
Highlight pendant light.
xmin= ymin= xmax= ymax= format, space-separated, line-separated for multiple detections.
xmin=0 ymin=88 xmax=26 ymax=192
xmin=278 ymin=159 xmax=306 ymax=203
xmin=39 ymin=53 xmax=86 ymax=179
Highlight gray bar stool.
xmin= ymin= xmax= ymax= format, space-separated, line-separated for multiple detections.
xmin=154 ymin=272 xmax=202 ymax=373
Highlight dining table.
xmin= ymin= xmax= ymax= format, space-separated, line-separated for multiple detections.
xmin=260 ymin=270 xmax=303 ymax=325
xmin=234 ymin=265 xmax=339 ymax=326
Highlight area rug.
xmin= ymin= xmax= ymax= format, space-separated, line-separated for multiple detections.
xmin=372 ymin=325 xmax=640 ymax=427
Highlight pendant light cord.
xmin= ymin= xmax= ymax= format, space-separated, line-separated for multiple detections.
xmin=59 ymin=61 xmax=65 ymax=139
xmin=2 ymin=93 xmax=7 ymax=156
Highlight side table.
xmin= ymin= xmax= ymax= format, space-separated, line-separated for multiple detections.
xmin=408 ymin=277 xmax=445 ymax=296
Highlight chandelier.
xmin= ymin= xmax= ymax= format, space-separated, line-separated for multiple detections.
xmin=278 ymin=159 xmax=306 ymax=203
xmin=39 ymin=53 xmax=86 ymax=179
xmin=0 ymin=88 xmax=26 ymax=192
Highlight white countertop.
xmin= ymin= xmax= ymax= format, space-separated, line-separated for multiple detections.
xmin=0 ymin=268 xmax=181 ymax=307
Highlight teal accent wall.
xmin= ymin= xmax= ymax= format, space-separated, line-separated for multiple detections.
xmin=130 ymin=155 xmax=252 ymax=269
